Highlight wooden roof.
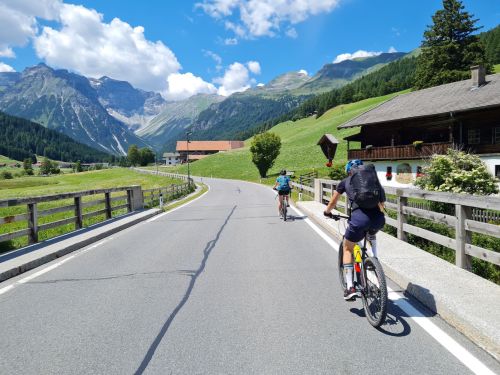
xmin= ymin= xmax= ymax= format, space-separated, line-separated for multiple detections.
xmin=339 ymin=73 xmax=500 ymax=129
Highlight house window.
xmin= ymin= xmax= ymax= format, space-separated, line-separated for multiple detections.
xmin=495 ymin=128 xmax=500 ymax=144
xmin=468 ymin=129 xmax=480 ymax=144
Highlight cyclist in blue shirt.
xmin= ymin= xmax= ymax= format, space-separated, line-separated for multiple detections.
xmin=273 ymin=169 xmax=291 ymax=217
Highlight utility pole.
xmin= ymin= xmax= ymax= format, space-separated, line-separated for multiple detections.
xmin=186 ymin=131 xmax=192 ymax=187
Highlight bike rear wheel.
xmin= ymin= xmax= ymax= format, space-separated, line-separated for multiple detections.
xmin=282 ymin=197 xmax=288 ymax=221
xmin=338 ymin=241 xmax=346 ymax=289
xmin=361 ymin=257 xmax=387 ymax=328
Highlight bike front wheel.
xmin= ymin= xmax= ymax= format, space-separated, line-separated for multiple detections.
xmin=361 ymin=257 xmax=388 ymax=328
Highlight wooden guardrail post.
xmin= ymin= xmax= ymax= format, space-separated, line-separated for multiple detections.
xmin=456 ymin=204 xmax=472 ymax=270
xmin=126 ymin=189 xmax=133 ymax=212
xmin=397 ymin=194 xmax=408 ymax=241
xmin=27 ymin=203 xmax=38 ymax=244
xmin=74 ymin=197 xmax=83 ymax=229
xmin=104 ymin=192 xmax=112 ymax=219
xmin=314 ymin=179 xmax=322 ymax=203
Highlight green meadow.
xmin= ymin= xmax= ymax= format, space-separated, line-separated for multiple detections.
xmin=0 ymin=169 xmax=183 ymax=252
xmin=168 ymin=91 xmax=403 ymax=182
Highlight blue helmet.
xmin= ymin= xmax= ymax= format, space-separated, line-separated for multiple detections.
xmin=345 ymin=159 xmax=363 ymax=173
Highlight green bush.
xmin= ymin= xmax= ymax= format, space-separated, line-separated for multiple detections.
xmin=415 ymin=149 xmax=498 ymax=195
xmin=1 ymin=171 xmax=13 ymax=179
xmin=328 ymin=163 xmax=347 ymax=181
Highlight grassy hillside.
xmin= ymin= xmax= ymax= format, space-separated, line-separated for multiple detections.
xmin=169 ymin=91 xmax=403 ymax=182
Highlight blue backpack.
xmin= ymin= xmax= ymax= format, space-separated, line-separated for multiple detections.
xmin=277 ymin=176 xmax=290 ymax=191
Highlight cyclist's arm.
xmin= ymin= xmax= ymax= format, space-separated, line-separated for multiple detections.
xmin=324 ymin=190 xmax=341 ymax=214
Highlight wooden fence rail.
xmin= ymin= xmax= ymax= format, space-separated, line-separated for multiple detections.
xmin=0 ymin=180 xmax=194 ymax=248
xmin=314 ymin=178 xmax=500 ymax=270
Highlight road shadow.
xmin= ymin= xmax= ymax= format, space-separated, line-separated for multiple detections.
xmin=404 ymin=283 xmax=437 ymax=316
xmin=349 ymin=299 xmax=412 ymax=337
xmin=134 ymin=205 xmax=237 ymax=375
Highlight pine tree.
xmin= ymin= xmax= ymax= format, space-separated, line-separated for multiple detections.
xmin=414 ymin=0 xmax=490 ymax=89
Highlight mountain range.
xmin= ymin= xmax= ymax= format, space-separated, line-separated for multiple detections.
xmin=0 ymin=52 xmax=407 ymax=156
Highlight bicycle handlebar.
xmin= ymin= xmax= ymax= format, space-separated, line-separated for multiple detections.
xmin=324 ymin=212 xmax=350 ymax=221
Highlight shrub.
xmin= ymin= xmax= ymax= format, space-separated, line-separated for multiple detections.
xmin=328 ymin=163 xmax=347 ymax=181
xmin=415 ymin=149 xmax=498 ymax=195
xmin=1 ymin=171 xmax=13 ymax=179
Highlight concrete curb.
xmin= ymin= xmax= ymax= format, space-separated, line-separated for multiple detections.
xmin=296 ymin=200 xmax=500 ymax=361
xmin=0 ymin=183 xmax=204 ymax=284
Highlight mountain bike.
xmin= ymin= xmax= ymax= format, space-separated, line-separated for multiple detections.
xmin=274 ymin=188 xmax=291 ymax=221
xmin=326 ymin=213 xmax=388 ymax=327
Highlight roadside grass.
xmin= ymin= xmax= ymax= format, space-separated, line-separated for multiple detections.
xmin=163 ymin=183 xmax=208 ymax=212
xmin=168 ymin=91 xmax=404 ymax=182
xmin=494 ymin=64 xmax=500 ymax=74
xmin=0 ymin=168 xmax=183 ymax=253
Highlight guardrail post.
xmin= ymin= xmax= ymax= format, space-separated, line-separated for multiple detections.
xmin=314 ymin=179 xmax=322 ymax=203
xmin=104 ymin=192 xmax=112 ymax=219
xmin=74 ymin=197 xmax=83 ymax=229
xmin=456 ymin=204 xmax=472 ymax=270
xmin=397 ymin=194 xmax=408 ymax=241
xmin=27 ymin=203 xmax=38 ymax=244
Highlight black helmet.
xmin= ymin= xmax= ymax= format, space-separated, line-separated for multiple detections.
xmin=280 ymin=169 xmax=286 ymax=175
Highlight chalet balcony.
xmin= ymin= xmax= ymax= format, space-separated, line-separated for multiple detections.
xmin=348 ymin=142 xmax=452 ymax=161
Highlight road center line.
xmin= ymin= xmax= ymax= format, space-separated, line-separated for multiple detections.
xmin=290 ymin=204 xmax=495 ymax=375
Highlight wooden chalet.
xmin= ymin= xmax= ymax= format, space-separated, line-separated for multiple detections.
xmin=338 ymin=66 xmax=500 ymax=185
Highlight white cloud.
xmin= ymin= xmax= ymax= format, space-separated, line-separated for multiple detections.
xmin=224 ymin=37 xmax=238 ymax=45
xmin=164 ymin=72 xmax=217 ymax=101
xmin=34 ymin=3 xmax=181 ymax=93
xmin=285 ymin=27 xmax=298 ymax=39
xmin=0 ymin=62 xmax=15 ymax=72
xmin=247 ymin=61 xmax=261 ymax=74
xmin=256 ymin=83 xmax=265 ymax=87
xmin=298 ymin=69 xmax=308 ymax=76
xmin=0 ymin=0 xmax=61 ymax=57
xmin=333 ymin=50 xmax=382 ymax=64
xmin=203 ymin=50 xmax=223 ymax=71
xmin=197 ymin=0 xmax=340 ymax=38
xmin=214 ymin=61 xmax=260 ymax=96
xmin=388 ymin=46 xmax=397 ymax=53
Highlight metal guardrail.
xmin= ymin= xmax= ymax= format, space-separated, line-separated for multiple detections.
xmin=314 ymin=178 xmax=500 ymax=269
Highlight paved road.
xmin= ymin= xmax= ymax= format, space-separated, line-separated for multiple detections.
xmin=0 ymin=178 xmax=498 ymax=374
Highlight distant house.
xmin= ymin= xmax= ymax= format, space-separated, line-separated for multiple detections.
xmin=162 ymin=152 xmax=181 ymax=165
xmin=176 ymin=141 xmax=244 ymax=162
xmin=339 ymin=66 xmax=500 ymax=187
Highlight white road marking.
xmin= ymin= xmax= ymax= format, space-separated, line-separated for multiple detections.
xmin=290 ymin=205 xmax=495 ymax=375
xmin=0 ymin=285 xmax=14 ymax=295
xmin=146 ymin=184 xmax=210 ymax=223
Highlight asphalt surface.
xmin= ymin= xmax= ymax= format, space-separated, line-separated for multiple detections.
xmin=0 ymin=178 xmax=499 ymax=375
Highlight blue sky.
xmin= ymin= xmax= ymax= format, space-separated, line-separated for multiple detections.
xmin=0 ymin=0 xmax=499 ymax=100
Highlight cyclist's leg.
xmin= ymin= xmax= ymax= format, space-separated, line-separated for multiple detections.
xmin=367 ymin=210 xmax=385 ymax=257
xmin=343 ymin=210 xmax=370 ymax=297
xmin=278 ymin=192 xmax=283 ymax=215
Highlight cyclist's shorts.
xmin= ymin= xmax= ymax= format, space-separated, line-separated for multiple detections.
xmin=278 ymin=189 xmax=290 ymax=196
xmin=345 ymin=208 xmax=385 ymax=242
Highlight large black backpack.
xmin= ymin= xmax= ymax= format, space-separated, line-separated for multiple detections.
xmin=346 ymin=164 xmax=382 ymax=209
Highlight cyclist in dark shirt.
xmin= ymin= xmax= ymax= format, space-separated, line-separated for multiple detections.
xmin=324 ymin=160 xmax=386 ymax=300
